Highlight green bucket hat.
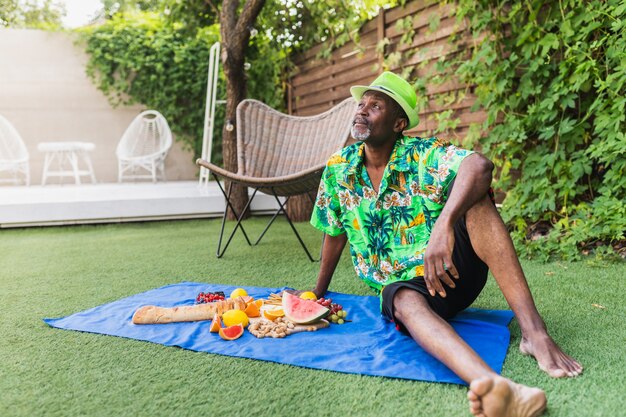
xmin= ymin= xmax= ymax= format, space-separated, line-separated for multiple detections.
xmin=350 ymin=71 xmax=419 ymax=129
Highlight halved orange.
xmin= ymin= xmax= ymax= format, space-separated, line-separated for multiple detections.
xmin=219 ymin=324 xmax=244 ymax=340
xmin=263 ymin=308 xmax=284 ymax=321
xmin=244 ymin=301 xmax=261 ymax=318
xmin=252 ymin=299 xmax=263 ymax=309
xmin=209 ymin=315 xmax=222 ymax=333
xmin=241 ymin=295 xmax=255 ymax=304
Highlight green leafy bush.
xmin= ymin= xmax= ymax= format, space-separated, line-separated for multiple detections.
xmin=453 ymin=0 xmax=625 ymax=260
xmin=80 ymin=11 xmax=286 ymax=165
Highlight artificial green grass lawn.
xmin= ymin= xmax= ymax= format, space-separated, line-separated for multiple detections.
xmin=1 ymin=218 xmax=624 ymax=417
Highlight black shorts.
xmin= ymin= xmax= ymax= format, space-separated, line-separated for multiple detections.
xmin=381 ymin=183 xmax=491 ymax=331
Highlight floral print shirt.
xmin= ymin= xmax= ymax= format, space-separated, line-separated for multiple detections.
xmin=310 ymin=135 xmax=473 ymax=297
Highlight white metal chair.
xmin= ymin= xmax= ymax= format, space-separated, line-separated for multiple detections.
xmin=0 ymin=114 xmax=30 ymax=185
xmin=116 ymin=110 xmax=173 ymax=182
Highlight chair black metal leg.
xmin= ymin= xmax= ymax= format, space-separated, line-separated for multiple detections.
xmin=217 ymin=188 xmax=258 ymax=257
xmin=211 ymin=177 xmax=320 ymax=262
xmin=268 ymin=188 xmax=318 ymax=262
xmin=253 ymin=194 xmax=290 ymax=246
xmin=212 ymin=174 xmax=254 ymax=257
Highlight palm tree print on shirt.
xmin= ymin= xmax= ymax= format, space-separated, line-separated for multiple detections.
xmin=310 ymin=136 xmax=473 ymax=298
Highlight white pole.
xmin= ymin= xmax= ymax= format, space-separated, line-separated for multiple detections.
xmin=199 ymin=42 xmax=222 ymax=186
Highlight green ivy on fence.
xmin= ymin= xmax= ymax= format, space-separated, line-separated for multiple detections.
xmin=449 ymin=0 xmax=625 ymax=260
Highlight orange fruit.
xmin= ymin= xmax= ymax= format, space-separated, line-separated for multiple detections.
xmin=241 ymin=295 xmax=255 ymax=304
xmin=222 ymin=309 xmax=249 ymax=327
xmin=253 ymin=299 xmax=263 ymax=309
xmin=263 ymin=308 xmax=285 ymax=321
xmin=299 ymin=291 xmax=317 ymax=301
xmin=244 ymin=301 xmax=261 ymax=318
xmin=209 ymin=315 xmax=222 ymax=333
xmin=219 ymin=324 xmax=244 ymax=340
xmin=230 ymin=288 xmax=248 ymax=299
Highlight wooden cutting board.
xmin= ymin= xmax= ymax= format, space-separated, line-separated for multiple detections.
xmin=249 ymin=316 xmax=329 ymax=334
xmin=248 ymin=303 xmax=329 ymax=338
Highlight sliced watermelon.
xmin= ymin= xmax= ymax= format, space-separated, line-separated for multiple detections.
xmin=282 ymin=292 xmax=329 ymax=324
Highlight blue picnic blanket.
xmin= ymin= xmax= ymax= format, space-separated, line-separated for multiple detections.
xmin=44 ymin=282 xmax=514 ymax=385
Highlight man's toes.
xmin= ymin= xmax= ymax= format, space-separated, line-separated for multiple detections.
xmin=568 ymin=364 xmax=583 ymax=377
xmin=468 ymin=378 xmax=493 ymax=417
xmin=469 ymin=408 xmax=485 ymax=417
xmin=469 ymin=403 xmax=483 ymax=415
xmin=468 ymin=397 xmax=481 ymax=410
xmin=468 ymin=402 xmax=485 ymax=417
xmin=565 ymin=363 xmax=579 ymax=377
xmin=568 ymin=358 xmax=583 ymax=375
xmin=546 ymin=355 xmax=584 ymax=378
xmin=546 ymin=366 xmax=568 ymax=378
xmin=469 ymin=376 xmax=494 ymax=397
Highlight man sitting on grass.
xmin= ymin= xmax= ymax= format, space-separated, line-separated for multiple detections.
xmin=309 ymin=72 xmax=582 ymax=417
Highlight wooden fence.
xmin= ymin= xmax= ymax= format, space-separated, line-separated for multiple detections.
xmin=288 ymin=0 xmax=485 ymax=146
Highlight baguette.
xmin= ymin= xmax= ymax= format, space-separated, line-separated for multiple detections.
xmin=132 ymin=298 xmax=246 ymax=324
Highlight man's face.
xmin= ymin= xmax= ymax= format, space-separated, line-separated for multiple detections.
xmin=351 ymin=91 xmax=406 ymax=145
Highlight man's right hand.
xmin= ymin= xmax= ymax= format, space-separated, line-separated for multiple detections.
xmin=423 ymin=219 xmax=459 ymax=298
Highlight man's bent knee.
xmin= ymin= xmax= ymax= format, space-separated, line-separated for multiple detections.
xmin=467 ymin=192 xmax=495 ymax=213
xmin=392 ymin=288 xmax=429 ymax=323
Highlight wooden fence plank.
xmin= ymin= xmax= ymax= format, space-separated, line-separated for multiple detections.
xmin=290 ymin=0 xmax=484 ymax=138
xmin=385 ymin=3 xmax=458 ymax=39
xmin=385 ymin=0 xmax=438 ymax=22
xmin=391 ymin=16 xmax=468 ymax=54
xmin=294 ymin=21 xmax=376 ymax=62
xmin=293 ymin=64 xmax=378 ymax=98
xmin=292 ymin=49 xmax=378 ymax=88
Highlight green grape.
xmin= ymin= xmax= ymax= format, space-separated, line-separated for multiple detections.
xmin=337 ymin=319 xmax=345 ymax=325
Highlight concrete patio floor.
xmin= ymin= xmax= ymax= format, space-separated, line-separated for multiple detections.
xmin=0 ymin=181 xmax=282 ymax=228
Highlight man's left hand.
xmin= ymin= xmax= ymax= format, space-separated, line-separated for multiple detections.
xmin=423 ymin=222 xmax=459 ymax=298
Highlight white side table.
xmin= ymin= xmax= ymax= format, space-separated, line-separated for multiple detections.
xmin=38 ymin=142 xmax=97 ymax=185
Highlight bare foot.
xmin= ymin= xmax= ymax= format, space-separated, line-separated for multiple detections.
xmin=468 ymin=376 xmax=547 ymax=417
xmin=519 ymin=332 xmax=583 ymax=378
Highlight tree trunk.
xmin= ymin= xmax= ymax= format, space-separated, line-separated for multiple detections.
xmin=286 ymin=193 xmax=315 ymax=222
xmin=220 ymin=45 xmax=248 ymax=220
xmin=219 ymin=0 xmax=266 ymax=220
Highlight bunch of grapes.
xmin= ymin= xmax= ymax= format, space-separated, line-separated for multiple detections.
xmin=316 ymin=297 xmax=347 ymax=324
xmin=195 ymin=291 xmax=225 ymax=304
xmin=329 ymin=309 xmax=348 ymax=324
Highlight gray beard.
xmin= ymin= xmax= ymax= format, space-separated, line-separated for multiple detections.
xmin=351 ymin=125 xmax=371 ymax=141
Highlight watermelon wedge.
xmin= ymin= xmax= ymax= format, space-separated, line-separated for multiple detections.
xmin=282 ymin=292 xmax=329 ymax=324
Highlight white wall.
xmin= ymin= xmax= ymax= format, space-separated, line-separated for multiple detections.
xmin=0 ymin=28 xmax=198 ymax=184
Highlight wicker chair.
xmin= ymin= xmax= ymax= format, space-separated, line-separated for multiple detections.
xmin=196 ymin=98 xmax=355 ymax=261
xmin=0 ymin=114 xmax=30 ymax=185
xmin=116 ymin=110 xmax=173 ymax=182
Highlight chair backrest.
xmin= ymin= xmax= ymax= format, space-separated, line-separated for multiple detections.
xmin=0 ymin=114 xmax=29 ymax=162
xmin=116 ymin=110 xmax=172 ymax=159
xmin=236 ymin=98 xmax=355 ymax=178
